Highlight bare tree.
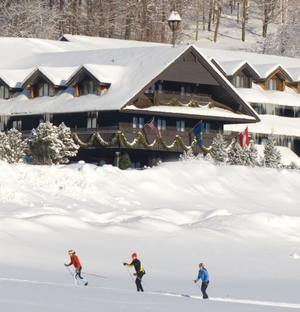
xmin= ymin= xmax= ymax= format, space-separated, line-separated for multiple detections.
xmin=213 ymin=0 xmax=222 ymax=42
xmin=241 ymin=0 xmax=250 ymax=41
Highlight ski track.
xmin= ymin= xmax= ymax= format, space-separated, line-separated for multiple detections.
xmin=1 ymin=277 xmax=299 ymax=309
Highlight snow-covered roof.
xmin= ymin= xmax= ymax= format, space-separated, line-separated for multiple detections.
xmin=225 ymin=114 xmax=300 ymax=137
xmin=0 ymin=35 xmax=257 ymax=120
xmin=203 ymin=48 xmax=300 ymax=80
xmin=211 ymin=59 xmax=260 ymax=78
xmin=236 ymin=84 xmax=300 ymax=107
xmin=0 ymin=68 xmax=35 ymax=88
xmin=124 ymin=105 xmax=256 ymax=122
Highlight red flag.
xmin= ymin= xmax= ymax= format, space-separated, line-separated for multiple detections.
xmin=238 ymin=127 xmax=249 ymax=147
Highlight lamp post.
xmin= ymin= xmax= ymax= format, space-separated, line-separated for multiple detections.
xmin=167 ymin=10 xmax=181 ymax=47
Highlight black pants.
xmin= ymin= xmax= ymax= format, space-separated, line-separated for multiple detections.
xmin=135 ymin=272 xmax=144 ymax=292
xmin=201 ymin=281 xmax=209 ymax=299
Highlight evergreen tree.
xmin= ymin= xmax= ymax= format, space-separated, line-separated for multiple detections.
xmin=262 ymin=133 xmax=282 ymax=168
xmin=0 ymin=131 xmax=8 ymax=161
xmin=25 ymin=122 xmax=79 ymax=165
xmin=4 ymin=128 xmax=26 ymax=163
xmin=57 ymin=122 xmax=79 ymax=164
xmin=288 ymin=161 xmax=298 ymax=170
xmin=245 ymin=140 xmax=259 ymax=167
xmin=119 ymin=153 xmax=132 ymax=170
xmin=210 ymin=132 xmax=228 ymax=165
xmin=228 ymin=139 xmax=244 ymax=165
xmin=0 ymin=129 xmax=26 ymax=163
xmin=179 ymin=148 xmax=196 ymax=161
xmin=25 ymin=122 xmax=63 ymax=165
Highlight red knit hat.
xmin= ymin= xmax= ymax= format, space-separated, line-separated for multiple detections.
xmin=132 ymin=253 xmax=137 ymax=258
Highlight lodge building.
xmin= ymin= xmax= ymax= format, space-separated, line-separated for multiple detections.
xmin=0 ymin=35 xmax=262 ymax=167
xmin=206 ymin=49 xmax=300 ymax=156
xmin=1 ymin=35 xmax=300 ymax=166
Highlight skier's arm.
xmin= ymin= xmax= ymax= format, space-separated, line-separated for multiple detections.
xmin=123 ymin=261 xmax=133 ymax=268
xmin=195 ymin=270 xmax=201 ymax=282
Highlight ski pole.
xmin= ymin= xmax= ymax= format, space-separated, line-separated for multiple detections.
xmin=194 ymin=280 xmax=202 ymax=291
xmin=136 ymin=275 xmax=151 ymax=290
xmin=65 ymin=265 xmax=74 ymax=277
xmin=82 ymin=272 xmax=107 ymax=279
xmin=125 ymin=266 xmax=136 ymax=284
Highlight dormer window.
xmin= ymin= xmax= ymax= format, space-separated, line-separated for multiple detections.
xmin=82 ymin=80 xmax=97 ymax=95
xmin=38 ymin=82 xmax=53 ymax=97
xmin=232 ymin=75 xmax=251 ymax=88
xmin=267 ymin=78 xmax=279 ymax=90
xmin=0 ymin=85 xmax=9 ymax=99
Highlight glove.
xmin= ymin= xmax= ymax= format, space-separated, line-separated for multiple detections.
xmin=133 ymin=273 xmax=137 ymax=276
xmin=64 ymin=263 xmax=68 ymax=267
xmin=123 ymin=262 xmax=127 ymax=266
xmin=194 ymin=280 xmax=197 ymax=283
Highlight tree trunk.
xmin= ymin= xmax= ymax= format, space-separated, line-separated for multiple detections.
xmin=241 ymin=0 xmax=248 ymax=41
xmin=213 ymin=2 xmax=222 ymax=42
xmin=195 ymin=0 xmax=200 ymax=40
xmin=208 ymin=0 xmax=214 ymax=31
xmin=202 ymin=0 xmax=205 ymax=30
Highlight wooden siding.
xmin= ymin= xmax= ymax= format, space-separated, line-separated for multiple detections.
xmin=159 ymin=51 xmax=219 ymax=85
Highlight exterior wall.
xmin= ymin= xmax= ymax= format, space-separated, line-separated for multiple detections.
xmin=4 ymin=110 xmax=232 ymax=167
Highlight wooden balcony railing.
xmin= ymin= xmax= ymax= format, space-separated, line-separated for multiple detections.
xmin=145 ymin=90 xmax=212 ymax=105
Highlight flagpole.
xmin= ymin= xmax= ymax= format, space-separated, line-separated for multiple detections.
xmin=188 ymin=120 xmax=203 ymax=134
xmin=143 ymin=117 xmax=154 ymax=128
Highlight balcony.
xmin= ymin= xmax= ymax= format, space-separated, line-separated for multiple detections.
xmin=146 ymin=90 xmax=212 ymax=106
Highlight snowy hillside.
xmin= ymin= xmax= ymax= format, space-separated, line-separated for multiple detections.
xmin=0 ymin=160 xmax=300 ymax=311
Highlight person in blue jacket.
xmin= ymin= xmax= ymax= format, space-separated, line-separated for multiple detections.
xmin=194 ymin=263 xmax=209 ymax=299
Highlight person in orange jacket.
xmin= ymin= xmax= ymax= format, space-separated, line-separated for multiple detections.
xmin=65 ymin=250 xmax=88 ymax=286
xmin=123 ymin=253 xmax=145 ymax=292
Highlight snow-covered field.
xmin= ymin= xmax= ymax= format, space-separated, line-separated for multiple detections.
xmin=0 ymin=160 xmax=299 ymax=311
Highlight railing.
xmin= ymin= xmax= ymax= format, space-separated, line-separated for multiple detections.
xmin=72 ymin=126 xmax=119 ymax=134
xmin=21 ymin=126 xmax=235 ymax=152
xmin=146 ymin=90 xmax=212 ymax=105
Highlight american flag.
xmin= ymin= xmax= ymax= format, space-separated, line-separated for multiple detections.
xmin=147 ymin=118 xmax=162 ymax=138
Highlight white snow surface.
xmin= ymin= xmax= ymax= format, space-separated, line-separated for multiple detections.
xmin=0 ymin=160 xmax=300 ymax=311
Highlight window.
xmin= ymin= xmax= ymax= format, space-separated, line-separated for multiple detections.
xmin=0 ymin=85 xmax=9 ymax=99
xmin=283 ymin=139 xmax=291 ymax=148
xmin=87 ymin=112 xmax=97 ymax=128
xmin=12 ymin=120 xmax=22 ymax=130
xmin=158 ymin=84 xmax=163 ymax=93
xmin=157 ymin=118 xmax=166 ymax=131
xmin=176 ymin=120 xmax=185 ymax=132
xmin=232 ymin=76 xmax=245 ymax=88
xmin=139 ymin=117 xmax=144 ymax=128
xmin=83 ymin=80 xmax=98 ymax=95
xmin=133 ymin=117 xmax=144 ymax=129
xmin=203 ymin=123 xmax=210 ymax=133
xmin=180 ymin=86 xmax=185 ymax=95
xmin=38 ymin=83 xmax=53 ymax=97
xmin=267 ymin=78 xmax=279 ymax=90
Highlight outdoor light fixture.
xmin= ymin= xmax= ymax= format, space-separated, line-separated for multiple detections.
xmin=167 ymin=10 xmax=181 ymax=47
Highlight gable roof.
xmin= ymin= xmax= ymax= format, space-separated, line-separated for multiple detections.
xmin=210 ymin=59 xmax=260 ymax=79
xmin=0 ymin=35 xmax=258 ymax=123
xmin=66 ymin=64 xmax=112 ymax=87
xmin=254 ymin=64 xmax=293 ymax=82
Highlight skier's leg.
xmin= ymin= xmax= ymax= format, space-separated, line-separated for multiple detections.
xmin=201 ymin=282 xmax=209 ymax=299
xmin=77 ymin=267 xmax=88 ymax=286
xmin=135 ymin=278 xmax=140 ymax=291
xmin=137 ymin=272 xmax=144 ymax=292
xmin=73 ymin=270 xmax=79 ymax=285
